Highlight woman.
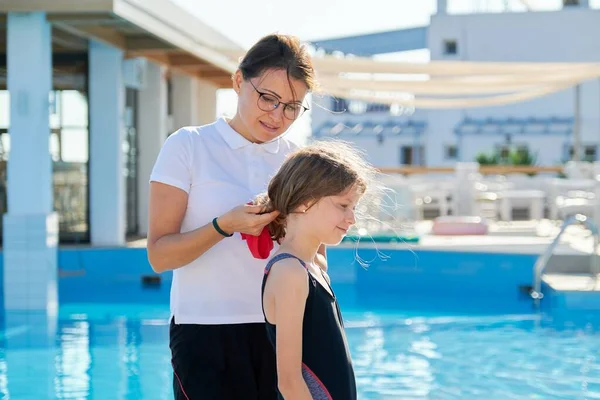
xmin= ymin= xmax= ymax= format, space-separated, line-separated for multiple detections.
xmin=147 ymin=34 xmax=321 ymax=399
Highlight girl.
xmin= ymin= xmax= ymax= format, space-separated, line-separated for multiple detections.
xmin=148 ymin=34 xmax=320 ymax=399
xmin=259 ymin=141 xmax=376 ymax=400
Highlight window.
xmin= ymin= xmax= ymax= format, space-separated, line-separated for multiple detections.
xmin=390 ymin=103 xmax=415 ymax=116
xmin=399 ymin=145 xmax=425 ymax=165
xmin=585 ymin=145 xmax=596 ymax=161
xmin=515 ymin=146 xmax=529 ymax=157
xmin=330 ymin=97 xmax=347 ymax=113
xmin=498 ymin=145 xmax=510 ymax=160
xmin=167 ymin=76 xmax=173 ymax=116
xmin=348 ymin=100 xmax=367 ymax=114
xmin=51 ymin=90 xmax=90 ymax=243
xmin=401 ymin=146 xmax=413 ymax=165
xmin=443 ymin=39 xmax=458 ymax=55
xmin=568 ymin=145 xmax=597 ymax=161
xmin=444 ymin=145 xmax=458 ymax=160
xmin=124 ymin=88 xmax=139 ymax=236
xmin=366 ymin=103 xmax=390 ymax=113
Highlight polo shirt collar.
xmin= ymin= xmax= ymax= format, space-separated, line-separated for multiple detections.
xmin=216 ymin=117 xmax=280 ymax=154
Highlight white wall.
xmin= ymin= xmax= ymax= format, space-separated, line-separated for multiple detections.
xmin=426 ymin=8 xmax=600 ymax=165
xmin=171 ymin=72 xmax=218 ymax=129
xmin=429 ymin=9 xmax=600 ymax=63
xmin=424 ymin=109 xmax=462 ymax=166
xmin=345 ymin=136 xmax=423 ymax=167
xmin=311 ymin=100 xmax=429 ymax=167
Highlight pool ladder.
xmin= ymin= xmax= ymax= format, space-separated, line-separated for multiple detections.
xmin=530 ymin=214 xmax=600 ymax=307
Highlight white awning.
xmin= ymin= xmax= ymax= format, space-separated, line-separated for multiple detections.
xmin=225 ymin=50 xmax=600 ymax=108
xmin=310 ymin=54 xmax=600 ymax=109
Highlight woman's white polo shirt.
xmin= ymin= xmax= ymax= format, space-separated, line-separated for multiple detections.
xmin=150 ymin=117 xmax=298 ymax=324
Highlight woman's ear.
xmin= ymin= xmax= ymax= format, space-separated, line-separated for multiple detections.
xmin=232 ymin=70 xmax=243 ymax=95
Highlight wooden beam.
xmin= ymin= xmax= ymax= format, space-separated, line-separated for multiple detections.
xmin=137 ymin=52 xmax=171 ymax=65
xmin=52 ymin=47 xmax=88 ymax=54
xmin=124 ymin=49 xmax=182 ymax=59
xmin=0 ymin=1 xmax=113 ymax=13
xmin=125 ymin=36 xmax=175 ymax=51
xmin=198 ymin=70 xmax=230 ymax=79
xmin=52 ymin=22 xmax=126 ymax=49
xmin=168 ymin=53 xmax=209 ymax=67
xmin=52 ymin=27 xmax=88 ymax=50
xmin=204 ymin=76 xmax=232 ymax=89
xmin=47 ymin=13 xmax=115 ymax=25
xmin=178 ymin=64 xmax=223 ymax=73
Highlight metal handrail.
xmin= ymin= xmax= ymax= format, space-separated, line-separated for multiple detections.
xmin=531 ymin=214 xmax=600 ymax=307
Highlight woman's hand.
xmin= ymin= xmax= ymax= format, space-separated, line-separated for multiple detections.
xmin=217 ymin=204 xmax=279 ymax=236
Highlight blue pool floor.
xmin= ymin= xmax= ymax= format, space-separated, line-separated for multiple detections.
xmin=1 ymin=246 xmax=600 ymax=398
xmin=0 ymin=284 xmax=599 ymax=400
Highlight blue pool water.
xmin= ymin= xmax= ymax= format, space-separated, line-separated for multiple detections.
xmin=1 ymin=291 xmax=600 ymax=399
xmin=2 ymin=247 xmax=600 ymax=399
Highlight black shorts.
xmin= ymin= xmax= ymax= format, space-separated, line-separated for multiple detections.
xmin=170 ymin=318 xmax=277 ymax=400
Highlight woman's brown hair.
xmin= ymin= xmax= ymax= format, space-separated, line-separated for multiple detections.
xmin=237 ymin=33 xmax=317 ymax=99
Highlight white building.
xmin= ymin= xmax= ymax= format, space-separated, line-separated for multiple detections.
xmin=311 ymin=0 xmax=600 ymax=168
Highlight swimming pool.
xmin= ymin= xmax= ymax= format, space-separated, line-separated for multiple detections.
xmin=3 ymin=299 xmax=600 ymax=399
xmin=2 ymin=246 xmax=600 ymax=399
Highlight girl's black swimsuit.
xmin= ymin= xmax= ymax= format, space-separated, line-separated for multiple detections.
xmin=261 ymin=252 xmax=357 ymax=400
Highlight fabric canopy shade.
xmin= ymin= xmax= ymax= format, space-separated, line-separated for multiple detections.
xmin=223 ymin=50 xmax=600 ymax=109
xmin=310 ymin=55 xmax=600 ymax=109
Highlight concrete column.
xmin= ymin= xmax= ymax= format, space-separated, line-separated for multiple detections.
xmin=89 ymin=40 xmax=125 ymax=246
xmin=171 ymin=72 xmax=195 ymax=128
xmin=3 ymin=12 xmax=58 ymax=313
xmin=437 ymin=0 xmax=448 ymax=14
xmin=5 ymin=311 xmax=57 ymax=397
xmin=171 ymin=72 xmax=218 ymax=128
xmin=137 ymin=62 xmax=168 ymax=236
xmin=195 ymin=78 xmax=218 ymax=126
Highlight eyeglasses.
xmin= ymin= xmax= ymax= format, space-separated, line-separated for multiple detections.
xmin=249 ymin=80 xmax=309 ymax=120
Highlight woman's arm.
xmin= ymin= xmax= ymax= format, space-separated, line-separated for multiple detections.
xmin=147 ymin=182 xmax=279 ymax=273
xmin=147 ymin=182 xmax=224 ymax=273
xmin=269 ymin=262 xmax=313 ymax=400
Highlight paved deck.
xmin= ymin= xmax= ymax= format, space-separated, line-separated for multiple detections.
xmin=544 ymin=274 xmax=600 ymax=291
xmin=98 ymin=220 xmax=599 ymax=257
xmin=338 ymin=220 xmax=596 ymax=256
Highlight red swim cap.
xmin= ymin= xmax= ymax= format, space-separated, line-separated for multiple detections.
xmin=240 ymin=227 xmax=274 ymax=259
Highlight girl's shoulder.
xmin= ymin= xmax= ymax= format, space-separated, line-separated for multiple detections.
xmin=265 ymin=252 xmax=308 ymax=281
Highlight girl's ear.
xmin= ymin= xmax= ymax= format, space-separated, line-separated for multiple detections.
xmin=303 ymin=199 xmax=318 ymax=213
xmin=292 ymin=201 xmax=311 ymax=214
